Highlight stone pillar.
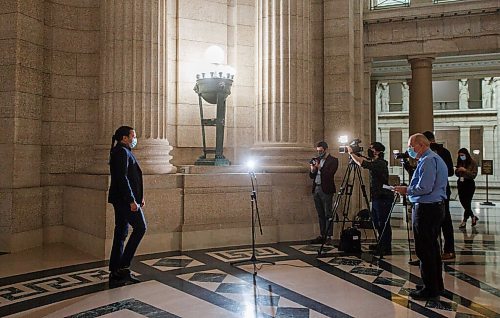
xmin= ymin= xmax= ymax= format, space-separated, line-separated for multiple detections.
xmin=402 ymin=127 xmax=410 ymax=147
xmin=93 ymin=0 xmax=175 ymax=174
xmin=408 ymin=57 xmax=434 ymax=135
xmin=253 ymin=0 xmax=312 ymax=168
xmin=379 ymin=128 xmax=390 ymax=150
xmin=459 ymin=126 xmax=470 ymax=151
xmin=482 ymin=126 xmax=497 ymax=177
xmin=0 ymin=2 xmax=44 ymax=252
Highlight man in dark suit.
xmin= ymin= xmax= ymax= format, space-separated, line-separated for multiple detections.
xmin=309 ymin=141 xmax=338 ymax=244
xmin=423 ymin=131 xmax=455 ymax=260
xmin=108 ymin=126 xmax=147 ymax=285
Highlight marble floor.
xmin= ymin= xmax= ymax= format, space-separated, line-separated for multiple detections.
xmin=1 ymin=201 xmax=499 ymax=318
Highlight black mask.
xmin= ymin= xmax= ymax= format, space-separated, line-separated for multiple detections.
xmin=367 ymin=149 xmax=375 ymax=158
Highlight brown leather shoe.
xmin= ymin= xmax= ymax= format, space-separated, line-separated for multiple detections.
xmin=441 ymin=252 xmax=455 ymax=260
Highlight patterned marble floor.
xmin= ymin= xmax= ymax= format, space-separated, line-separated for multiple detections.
xmin=1 ymin=201 xmax=499 ymax=318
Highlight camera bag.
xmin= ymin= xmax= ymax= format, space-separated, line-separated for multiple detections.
xmin=339 ymin=227 xmax=361 ymax=253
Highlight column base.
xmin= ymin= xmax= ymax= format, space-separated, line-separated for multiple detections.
xmin=87 ymin=139 xmax=177 ymax=174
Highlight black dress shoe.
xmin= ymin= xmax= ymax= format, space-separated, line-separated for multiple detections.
xmin=408 ymin=259 xmax=420 ymax=266
xmin=310 ymin=236 xmax=325 ymax=244
xmin=409 ymin=289 xmax=439 ymax=300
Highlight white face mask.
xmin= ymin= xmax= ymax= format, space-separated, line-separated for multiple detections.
xmin=130 ymin=137 xmax=137 ymax=148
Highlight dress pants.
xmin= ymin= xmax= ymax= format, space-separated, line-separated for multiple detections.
xmin=313 ymin=186 xmax=333 ymax=237
xmin=109 ymin=202 xmax=147 ymax=272
xmin=458 ymin=179 xmax=476 ymax=221
xmin=412 ymin=202 xmax=445 ymax=294
xmin=441 ymin=198 xmax=455 ymax=253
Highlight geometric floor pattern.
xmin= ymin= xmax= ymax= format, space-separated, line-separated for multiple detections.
xmin=1 ymin=201 xmax=499 ymax=317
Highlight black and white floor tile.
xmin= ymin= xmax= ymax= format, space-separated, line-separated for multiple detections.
xmin=1 ymin=202 xmax=499 ymax=317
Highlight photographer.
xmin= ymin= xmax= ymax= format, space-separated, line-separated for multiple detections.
xmin=309 ymin=141 xmax=338 ymax=245
xmin=348 ymin=142 xmax=393 ymax=255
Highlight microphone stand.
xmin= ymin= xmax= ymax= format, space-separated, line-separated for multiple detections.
xmin=231 ymin=171 xmax=274 ymax=275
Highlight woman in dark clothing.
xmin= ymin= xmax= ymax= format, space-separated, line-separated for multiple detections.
xmin=455 ymin=148 xmax=478 ymax=229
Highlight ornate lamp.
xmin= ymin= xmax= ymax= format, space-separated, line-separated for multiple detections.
xmin=193 ymin=46 xmax=235 ymax=166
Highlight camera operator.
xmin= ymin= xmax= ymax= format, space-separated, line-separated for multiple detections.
xmin=348 ymin=142 xmax=394 ymax=255
xmin=309 ymin=141 xmax=339 ymax=245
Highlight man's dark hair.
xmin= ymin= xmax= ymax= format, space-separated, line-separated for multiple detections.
xmin=109 ymin=126 xmax=134 ymax=163
xmin=316 ymin=141 xmax=328 ymax=149
xmin=422 ymin=130 xmax=435 ymax=142
xmin=371 ymin=141 xmax=385 ymax=152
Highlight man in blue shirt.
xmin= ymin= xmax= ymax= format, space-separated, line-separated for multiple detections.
xmin=394 ymin=133 xmax=448 ymax=300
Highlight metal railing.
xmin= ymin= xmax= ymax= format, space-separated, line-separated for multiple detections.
xmin=371 ymin=0 xmax=410 ymax=10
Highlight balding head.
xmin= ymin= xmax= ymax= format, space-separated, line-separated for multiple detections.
xmin=408 ymin=133 xmax=430 ymax=159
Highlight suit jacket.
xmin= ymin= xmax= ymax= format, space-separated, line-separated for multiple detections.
xmin=309 ymin=154 xmax=338 ymax=194
xmin=108 ymin=143 xmax=144 ymax=205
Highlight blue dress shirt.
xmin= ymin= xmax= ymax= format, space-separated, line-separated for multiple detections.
xmin=408 ymin=148 xmax=448 ymax=203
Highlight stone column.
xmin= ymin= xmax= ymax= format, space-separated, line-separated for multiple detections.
xmin=459 ymin=126 xmax=470 ymax=151
xmin=379 ymin=128 xmax=390 ymax=150
xmin=482 ymin=126 xmax=497 ymax=176
xmin=408 ymin=57 xmax=434 ymax=135
xmin=253 ymin=0 xmax=312 ymax=168
xmin=93 ymin=0 xmax=175 ymax=174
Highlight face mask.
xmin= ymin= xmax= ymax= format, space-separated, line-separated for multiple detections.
xmin=407 ymin=146 xmax=418 ymax=159
xmin=368 ymin=149 xmax=376 ymax=158
xmin=317 ymin=150 xmax=325 ymax=158
xmin=130 ymin=137 xmax=138 ymax=149
xmin=459 ymin=155 xmax=466 ymax=161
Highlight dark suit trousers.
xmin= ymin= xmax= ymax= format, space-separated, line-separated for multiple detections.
xmin=412 ymin=202 xmax=445 ymax=294
xmin=313 ymin=186 xmax=333 ymax=237
xmin=109 ymin=202 xmax=147 ymax=272
xmin=441 ymin=198 xmax=455 ymax=253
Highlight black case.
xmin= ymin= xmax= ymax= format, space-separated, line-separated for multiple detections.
xmin=339 ymin=227 xmax=361 ymax=253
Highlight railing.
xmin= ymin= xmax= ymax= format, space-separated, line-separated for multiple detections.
xmin=433 ymin=101 xmax=459 ymax=110
xmin=371 ymin=0 xmax=410 ymax=10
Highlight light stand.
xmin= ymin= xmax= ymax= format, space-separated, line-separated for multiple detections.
xmin=231 ymin=171 xmax=274 ymax=275
xmin=399 ymin=158 xmax=415 ymax=264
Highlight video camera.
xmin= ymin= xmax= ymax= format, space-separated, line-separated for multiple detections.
xmin=339 ymin=138 xmax=363 ymax=154
xmin=309 ymin=157 xmax=320 ymax=165
xmin=393 ymin=150 xmax=409 ymax=160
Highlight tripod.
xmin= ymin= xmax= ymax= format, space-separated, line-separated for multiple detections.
xmin=231 ymin=172 xmax=274 ymax=275
xmin=370 ymin=192 xmax=399 ymax=265
xmin=318 ymin=158 xmax=378 ymax=255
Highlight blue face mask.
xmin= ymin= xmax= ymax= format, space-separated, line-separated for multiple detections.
xmin=130 ymin=137 xmax=138 ymax=149
xmin=407 ymin=146 xmax=418 ymax=159
xmin=459 ymin=154 xmax=466 ymax=161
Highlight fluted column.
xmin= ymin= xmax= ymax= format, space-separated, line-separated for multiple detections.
xmin=93 ymin=0 xmax=175 ymax=174
xmin=408 ymin=57 xmax=434 ymax=135
xmin=253 ymin=0 xmax=312 ymax=168
xmin=459 ymin=126 xmax=470 ymax=151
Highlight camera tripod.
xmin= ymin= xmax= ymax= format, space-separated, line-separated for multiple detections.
xmin=369 ymin=192 xmax=399 ymax=266
xmin=398 ymin=157 xmax=416 ymax=264
xmin=318 ymin=158 xmax=378 ymax=255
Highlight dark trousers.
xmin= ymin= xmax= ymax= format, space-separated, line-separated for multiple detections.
xmin=109 ymin=202 xmax=147 ymax=272
xmin=441 ymin=199 xmax=455 ymax=253
xmin=412 ymin=202 xmax=445 ymax=294
xmin=313 ymin=186 xmax=333 ymax=237
xmin=458 ymin=179 xmax=476 ymax=221
xmin=372 ymin=196 xmax=393 ymax=251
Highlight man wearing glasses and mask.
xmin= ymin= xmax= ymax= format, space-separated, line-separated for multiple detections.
xmin=348 ymin=142 xmax=394 ymax=256
xmin=309 ymin=141 xmax=338 ymax=245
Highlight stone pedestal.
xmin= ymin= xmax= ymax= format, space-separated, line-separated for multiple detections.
xmin=61 ymin=169 xmax=318 ymax=258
